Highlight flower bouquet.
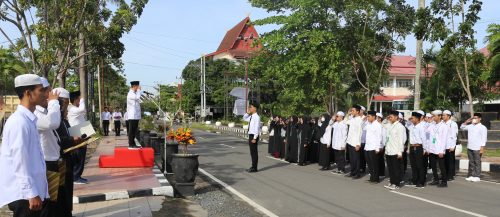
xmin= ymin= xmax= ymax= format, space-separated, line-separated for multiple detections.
xmin=174 ymin=127 xmax=196 ymax=154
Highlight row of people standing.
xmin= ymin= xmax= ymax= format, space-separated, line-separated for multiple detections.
xmin=100 ymin=107 xmax=125 ymax=136
xmin=267 ymin=105 xmax=488 ymax=190
xmin=0 ymin=74 xmax=89 ymax=217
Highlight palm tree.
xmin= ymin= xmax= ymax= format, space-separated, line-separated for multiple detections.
xmin=486 ymin=24 xmax=500 ymax=75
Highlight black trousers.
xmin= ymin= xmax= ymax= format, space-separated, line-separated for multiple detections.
xmin=348 ymin=144 xmax=360 ymax=176
xmin=319 ymin=144 xmax=331 ymax=169
xmin=128 ymin=119 xmax=139 ymax=147
xmin=359 ymin=143 xmax=366 ymax=172
xmin=409 ymin=146 xmax=426 ymax=185
xmin=402 ymin=146 xmax=408 ymax=177
xmin=365 ymin=150 xmax=380 ymax=182
xmin=430 ymin=153 xmax=447 ymax=184
xmin=73 ymin=146 xmax=87 ymax=180
xmin=62 ymin=156 xmax=74 ymax=214
xmin=8 ymin=200 xmax=44 ymax=217
xmin=334 ymin=149 xmax=346 ymax=172
xmin=379 ymin=147 xmax=386 ymax=176
xmin=114 ymin=120 xmax=121 ymax=136
xmin=249 ymin=134 xmax=259 ymax=169
xmin=386 ymin=155 xmax=402 ymax=186
xmin=445 ymin=149 xmax=456 ymax=179
xmin=125 ymin=120 xmax=129 ymax=136
xmin=102 ymin=120 xmax=109 ymax=136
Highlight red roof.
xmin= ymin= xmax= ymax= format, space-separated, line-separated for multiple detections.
xmin=372 ymin=95 xmax=410 ymax=102
xmin=479 ymin=47 xmax=490 ymax=57
xmin=389 ymin=55 xmax=434 ymax=76
xmin=206 ymin=17 xmax=260 ymax=58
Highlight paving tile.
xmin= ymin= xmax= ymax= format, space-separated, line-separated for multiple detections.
xmin=128 ymin=197 xmax=153 ymax=217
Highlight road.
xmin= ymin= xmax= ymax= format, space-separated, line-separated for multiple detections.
xmin=191 ymin=129 xmax=500 ymax=217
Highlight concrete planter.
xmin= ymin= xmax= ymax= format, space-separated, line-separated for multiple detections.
xmin=215 ymin=121 xmax=222 ymax=126
xmin=172 ymin=154 xmax=199 ymax=196
xmin=228 ymin=122 xmax=235 ymax=128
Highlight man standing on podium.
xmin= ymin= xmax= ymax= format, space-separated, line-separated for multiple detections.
xmin=243 ymin=102 xmax=261 ymax=173
xmin=127 ymin=81 xmax=143 ymax=149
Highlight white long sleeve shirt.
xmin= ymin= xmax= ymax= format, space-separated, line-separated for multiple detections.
xmin=243 ymin=113 xmax=261 ymax=139
xmin=364 ymin=121 xmax=383 ymax=151
xmin=0 ymin=105 xmax=49 ymax=206
xmin=34 ymin=100 xmax=62 ymax=161
xmin=126 ymin=89 xmax=143 ymax=120
xmin=332 ymin=121 xmax=348 ymax=150
xmin=460 ymin=123 xmax=487 ymax=151
xmin=409 ymin=122 xmax=426 ymax=146
xmin=346 ymin=116 xmax=363 ymax=147
xmin=384 ymin=121 xmax=406 ymax=156
xmin=124 ymin=112 xmax=129 ymax=121
xmin=360 ymin=116 xmax=367 ymax=144
xmin=113 ymin=112 xmax=123 ymax=121
xmin=380 ymin=123 xmax=387 ymax=149
xmin=445 ymin=120 xmax=458 ymax=149
xmin=67 ymin=98 xmax=86 ymax=127
xmin=427 ymin=121 xmax=449 ymax=155
xmin=101 ymin=111 xmax=111 ymax=121
xmin=320 ymin=125 xmax=333 ymax=146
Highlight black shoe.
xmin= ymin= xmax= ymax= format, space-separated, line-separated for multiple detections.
xmin=247 ymin=168 xmax=258 ymax=173
xmin=429 ymin=180 xmax=439 ymax=186
xmin=437 ymin=182 xmax=448 ymax=188
xmin=345 ymin=173 xmax=354 ymax=177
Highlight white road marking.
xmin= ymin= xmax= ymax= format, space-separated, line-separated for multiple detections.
xmin=265 ymin=156 xmax=289 ymax=163
xmin=217 ymin=143 xmax=235 ymax=148
xmin=391 ymin=191 xmax=488 ymax=217
xmin=198 ymin=168 xmax=279 ymax=217
xmin=198 ymin=136 xmax=205 ymax=140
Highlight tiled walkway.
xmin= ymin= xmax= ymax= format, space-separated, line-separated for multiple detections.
xmin=73 ymin=196 xmax=164 ymax=217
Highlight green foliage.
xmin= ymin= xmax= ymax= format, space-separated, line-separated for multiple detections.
xmin=0 ymin=48 xmax=27 ymax=95
xmin=486 ymin=24 xmax=500 ymax=79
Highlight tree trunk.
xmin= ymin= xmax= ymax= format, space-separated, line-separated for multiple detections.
xmin=79 ymin=32 xmax=87 ymax=114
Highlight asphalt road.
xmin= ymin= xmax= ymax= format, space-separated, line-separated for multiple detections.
xmin=191 ymin=129 xmax=500 ymax=217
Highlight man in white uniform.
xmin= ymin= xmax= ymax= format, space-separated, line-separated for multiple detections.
xmin=427 ymin=110 xmax=449 ymax=188
xmin=112 ymin=107 xmax=123 ymax=136
xmin=461 ymin=113 xmax=488 ymax=182
xmin=331 ymin=112 xmax=348 ymax=174
xmin=101 ymin=107 xmax=111 ymax=136
xmin=345 ymin=105 xmax=363 ymax=179
xmin=364 ymin=111 xmax=383 ymax=183
xmin=127 ymin=81 xmax=143 ymax=149
xmin=67 ymin=90 xmax=88 ymax=184
xmin=384 ymin=110 xmax=406 ymax=190
xmin=0 ymin=74 xmax=49 ymax=217
xmin=443 ymin=110 xmax=458 ymax=181
xmin=243 ymin=102 xmax=261 ymax=172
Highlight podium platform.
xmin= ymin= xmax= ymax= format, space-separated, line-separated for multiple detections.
xmin=99 ymin=147 xmax=154 ymax=168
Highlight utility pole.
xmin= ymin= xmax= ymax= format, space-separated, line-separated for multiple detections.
xmin=176 ymin=76 xmax=183 ymax=111
xmin=97 ymin=60 xmax=103 ymax=129
xmin=200 ymin=55 xmax=206 ymax=121
xmin=414 ymin=0 xmax=425 ymax=110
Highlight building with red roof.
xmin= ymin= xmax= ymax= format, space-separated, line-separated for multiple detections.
xmin=373 ymin=55 xmax=434 ymax=112
xmin=206 ymin=17 xmax=260 ymax=60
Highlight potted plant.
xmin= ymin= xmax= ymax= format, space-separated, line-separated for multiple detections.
xmin=171 ymin=127 xmax=198 ymax=196
xmin=139 ymin=116 xmax=154 ymax=146
xmin=161 ymin=128 xmax=179 ymax=174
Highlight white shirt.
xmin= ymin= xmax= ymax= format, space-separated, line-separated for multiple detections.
xmin=101 ymin=111 xmax=111 ymax=121
xmin=460 ymin=123 xmax=487 ymax=150
xmin=409 ymin=122 xmax=426 ymax=146
xmin=380 ymin=122 xmax=388 ymax=148
xmin=67 ymin=98 xmax=86 ymax=126
xmin=423 ymin=121 xmax=432 ymax=152
xmin=0 ymin=105 xmax=49 ymax=206
xmin=124 ymin=112 xmax=129 ymax=121
xmin=360 ymin=116 xmax=367 ymax=144
xmin=113 ymin=112 xmax=123 ymax=121
xmin=243 ymin=113 xmax=261 ymax=140
xmin=445 ymin=120 xmax=458 ymax=149
xmin=320 ymin=125 xmax=333 ymax=146
xmin=126 ymin=89 xmax=143 ymax=120
xmin=364 ymin=121 xmax=382 ymax=151
xmin=384 ymin=121 xmax=406 ymax=156
xmin=346 ymin=116 xmax=363 ymax=147
xmin=34 ymin=101 xmax=61 ymax=161
xmin=332 ymin=121 xmax=348 ymax=150
xmin=427 ymin=121 xmax=449 ymax=155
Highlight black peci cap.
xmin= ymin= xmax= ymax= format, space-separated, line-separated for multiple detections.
xmin=411 ymin=112 xmax=422 ymax=119
xmin=352 ymin=105 xmax=361 ymax=110
xmin=389 ymin=110 xmax=400 ymax=116
xmin=367 ymin=110 xmax=377 ymax=116
xmin=130 ymin=81 xmax=140 ymax=86
xmin=473 ymin=113 xmax=482 ymax=118
xmin=69 ymin=91 xmax=81 ymax=102
xmin=249 ymin=101 xmax=260 ymax=109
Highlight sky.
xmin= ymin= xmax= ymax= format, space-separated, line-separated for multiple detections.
xmin=1 ymin=0 xmax=499 ymax=92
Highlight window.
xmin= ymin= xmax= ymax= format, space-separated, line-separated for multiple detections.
xmin=392 ymin=101 xmax=410 ymax=110
xmin=396 ymin=79 xmax=412 ymax=88
xmin=382 ymin=80 xmax=392 ymax=87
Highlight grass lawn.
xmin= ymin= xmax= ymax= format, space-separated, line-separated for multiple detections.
xmin=462 ymin=147 xmax=500 ymax=158
xmin=190 ymin=123 xmax=214 ymax=131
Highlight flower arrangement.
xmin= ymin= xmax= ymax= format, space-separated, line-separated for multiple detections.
xmin=166 ymin=128 xmax=176 ymax=144
xmin=174 ymin=127 xmax=196 ymax=154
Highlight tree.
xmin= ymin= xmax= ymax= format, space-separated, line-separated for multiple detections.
xmin=0 ymin=48 xmax=27 ymax=95
xmin=415 ymin=0 xmax=484 ymax=115
xmin=339 ymin=0 xmax=415 ymax=108
xmin=486 ymin=24 xmax=500 ymax=77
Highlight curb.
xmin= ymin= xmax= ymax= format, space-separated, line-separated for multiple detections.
xmin=72 ymin=165 xmax=174 ymax=204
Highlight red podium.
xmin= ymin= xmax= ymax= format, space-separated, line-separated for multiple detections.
xmin=99 ymin=147 xmax=154 ymax=168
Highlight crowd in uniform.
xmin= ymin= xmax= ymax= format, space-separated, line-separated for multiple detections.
xmin=266 ymin=105 xmax=488 ymax=190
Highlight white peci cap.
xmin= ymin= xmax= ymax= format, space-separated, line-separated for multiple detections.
xmin=40 ymin=77 xmax=50 ymax=88
xmin=426 ymin=113 xmax=432 ymax=118
xmin=336 ymin=111 xmax=345 ymax=117
xmin=376 ymin=113 xmax=383 ymax=118
xmin=14 ymin=74 xmax=42 ymax=87
xmin=52 ymin=87 xmax=70 ymax=99
xmin=443 ymin=110 xmax=452 ymax=116
xmin=432 ymin=110 xmax=443 ymax=116
xmin=398 ymin=113 xmax=403 ymax=119
xmin=360 ymin=106 xmax=366 ymax=111
xmin=417 ymin=110 xmax=425 ymax=116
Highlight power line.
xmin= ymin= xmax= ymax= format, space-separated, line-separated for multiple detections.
xmin=123 ymin=61 xmax=183 ymax=70
xmin=124 ymin=36 xmax=196 ymax=59
xmin=125 ymin=34 xmax=201 ymax=56
xmin=130 ymin=30 xmax=218 ymax=44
